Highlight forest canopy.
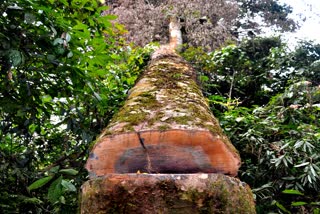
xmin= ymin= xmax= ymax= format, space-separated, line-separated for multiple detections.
xmin=0 ymin=0 xmax=319 ymax=213
xmin=105 ymin=0 xmax=298 ymax=51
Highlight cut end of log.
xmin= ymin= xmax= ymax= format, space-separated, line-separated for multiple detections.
xmin=81 ymin=173 xmax=256 ymax=214
xmin=86 ymin=129 xmax=240 ymax=177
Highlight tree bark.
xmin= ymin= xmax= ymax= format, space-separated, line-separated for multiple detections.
xmin=86 ymin=53 xmax=240 ymax=176
xmin=81 ymin=174 xmax=256 ymax=214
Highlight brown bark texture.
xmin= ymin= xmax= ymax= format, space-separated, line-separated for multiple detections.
xmin=86 ymin=52 xmax=240 ymax=177
xmin=81 ymin=173 xmax=256 ymax=214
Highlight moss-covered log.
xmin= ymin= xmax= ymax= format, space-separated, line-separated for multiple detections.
xmin=86 ymin=53 xmax=240 ymax=176
xmin=81 ymin=17 xmax=254 ymax=214
xmin=81 ymin=174 xmax=256 ymax=214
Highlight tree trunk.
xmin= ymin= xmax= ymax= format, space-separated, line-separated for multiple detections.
xmin=86 ymin=52 xmax=240 ymax=176
xmin=81 ymin=18 xmax=255 ymax=213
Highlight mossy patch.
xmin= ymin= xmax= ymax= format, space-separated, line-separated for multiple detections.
xmin=157 ymin=124 xmax=171 ymax=131
xmin=167 ymin=115 xmax=190 ymax=125
xmin=147 ymin=111 xmax=165 ymax=126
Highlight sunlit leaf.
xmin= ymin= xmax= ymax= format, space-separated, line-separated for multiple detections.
xmin=65 ymin=33 xmax=71 ymax=42
xmin=61 ymin=180 xmax=76 ymax=192
xmin=53 ymin=38 xmax=64 ymax=46
xmin=48 ymin=176 xmax=63 ymax=203
xmin=67 ymin=51 xmax=73 ymax=58
xmin=59 ymin=168 xmax=78 ymax=176
xmin=294 ymin=162 xmax=309 ymax=168
xmin=291 ymin=201 xmax=307 ymax=206
xmin=282 ymin=189 xmax=304 ymax=195
xmin=28 ymin=176 xmax=54 ymax=191
xmin=275 ymin=201 xmax=291 ymax=213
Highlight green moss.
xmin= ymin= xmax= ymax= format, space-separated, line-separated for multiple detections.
xmin=148 ymin=111 xmax=165 ymax=126
xmin=121 ymin=110 xmax=148 ymax=125
xmin=172 ymin=73 xmax=183 ymax=80
xmin=105 ymin=89 xmax=162 ymax=133
xmin=158 ymin=124 xmax=171 ymax=131
xmin=167 ymin=115 xmax=190 ymax=125
xmin=122 ymin=123 xmax=135 ymax=132
xmin=134 ymin=91 xmax=160 ymax=109
xmin=147 ymin=58 xmax=193 ymax=89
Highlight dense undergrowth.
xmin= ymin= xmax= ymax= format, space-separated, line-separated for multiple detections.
xmin=183 ymin=39 xmax=320 ymax=213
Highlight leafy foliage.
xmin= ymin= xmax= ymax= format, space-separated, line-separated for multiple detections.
xmin=220 ymin=82 xmax=320 ymax=213
xmin=105 ymin=0 xmax=239 ymax=51
xmin=237 ymin=0 xmax=298 ymax=34
xmin=0 ymin=0 xmax=155 ymax=212
xmin=105 ymin=0 xmax=299 ymax=51
xmin=182 ymin=38 xmax=320 ymax=213
xmin=183 ymin=37 xmax=284 ymax=109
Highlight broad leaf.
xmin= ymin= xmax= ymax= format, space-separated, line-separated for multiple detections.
xmin=282 ymin=189 xmax=304 ymax=195
xmin=47 ymin=176 xmax=63 ymax=203
xmin=61 ymin=180 xmax=76 ymax=192
xmin=59 ymin=168 xmax=79 ymax=176
xmin=291 ymin=201 xmax=307 ymax=206
xmin=28 ymin=176 xmax=54 ymax=191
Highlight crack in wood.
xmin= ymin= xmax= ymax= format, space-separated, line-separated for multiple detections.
xmin=137 ymin=131 xmax=154 ymax=173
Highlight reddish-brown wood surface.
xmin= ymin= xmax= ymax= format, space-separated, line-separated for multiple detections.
xmin=86 ymin=130 xmax=240 ymax=177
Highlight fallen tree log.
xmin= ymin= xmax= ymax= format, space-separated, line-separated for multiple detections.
xmin=86 ymin=53 xmax=240 ymax=177
xmin=81 ymin=16 xmax=255 ymax=214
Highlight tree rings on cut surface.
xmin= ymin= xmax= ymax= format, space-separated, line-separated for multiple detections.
xmin=86 ymin=130 xmax=240 ymax=177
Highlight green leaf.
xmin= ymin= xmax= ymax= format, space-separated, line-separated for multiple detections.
xmin=59 ymin=168 xmax=79 ymax=176
xmin=73 ymin=23 xmax=89 ymax=30
xmin=21 ymin=196 xmax=43 ymax=205
xmin=84 ymin=7 xmax=94 ymax=11
xmin=65 ymin=33 xmax=71 ymax=42
xmin=60 ymin=0 xmax=69 ymax=6
xmin=47 ymin=54 xmax=56 ymax=61
xmin=60 ymin=195 xmax=66 ymax=204
xmin=49 ymin=166 xmax=60 ymax=174
xmin=199 ymin=75 xmax=209 ymax=82
xmin=294 ymin=162 xmax=309 ymax=168
xmin=41 ymin=95 xmax=52 ymax=103
xmin=53 ymin=38 xmax=64 ymax=46
xmin=24 ymin=13 xmax=36 ymax=24
xmin=291 ymin=201 xmax=307 ymax=206
xmin=28 ymin=176 xmax=54 ymax=191
xmin=61 ymin=180 xmax=76 ymax=192
xmin=67 ymin=51 xmax=73 ymax=58
xmin=48 ymin=176 xmax=63 ymax=203
xmin=8 ymin=50 xmax=23 ymax=66
xmin=104 ymin=14 xmax=117 ymax=20
xmin=93 ymin=92 xmax=102 ymax=101
xmin=313 ymin=208 xmax=320 ymax=214
xmin=282 ymin=189 xmax=304 ymax=195
xmin=275 ymin=201 xmax=291 ymax=214
xmin=97 ymin=5 xmax=109 ymax=13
